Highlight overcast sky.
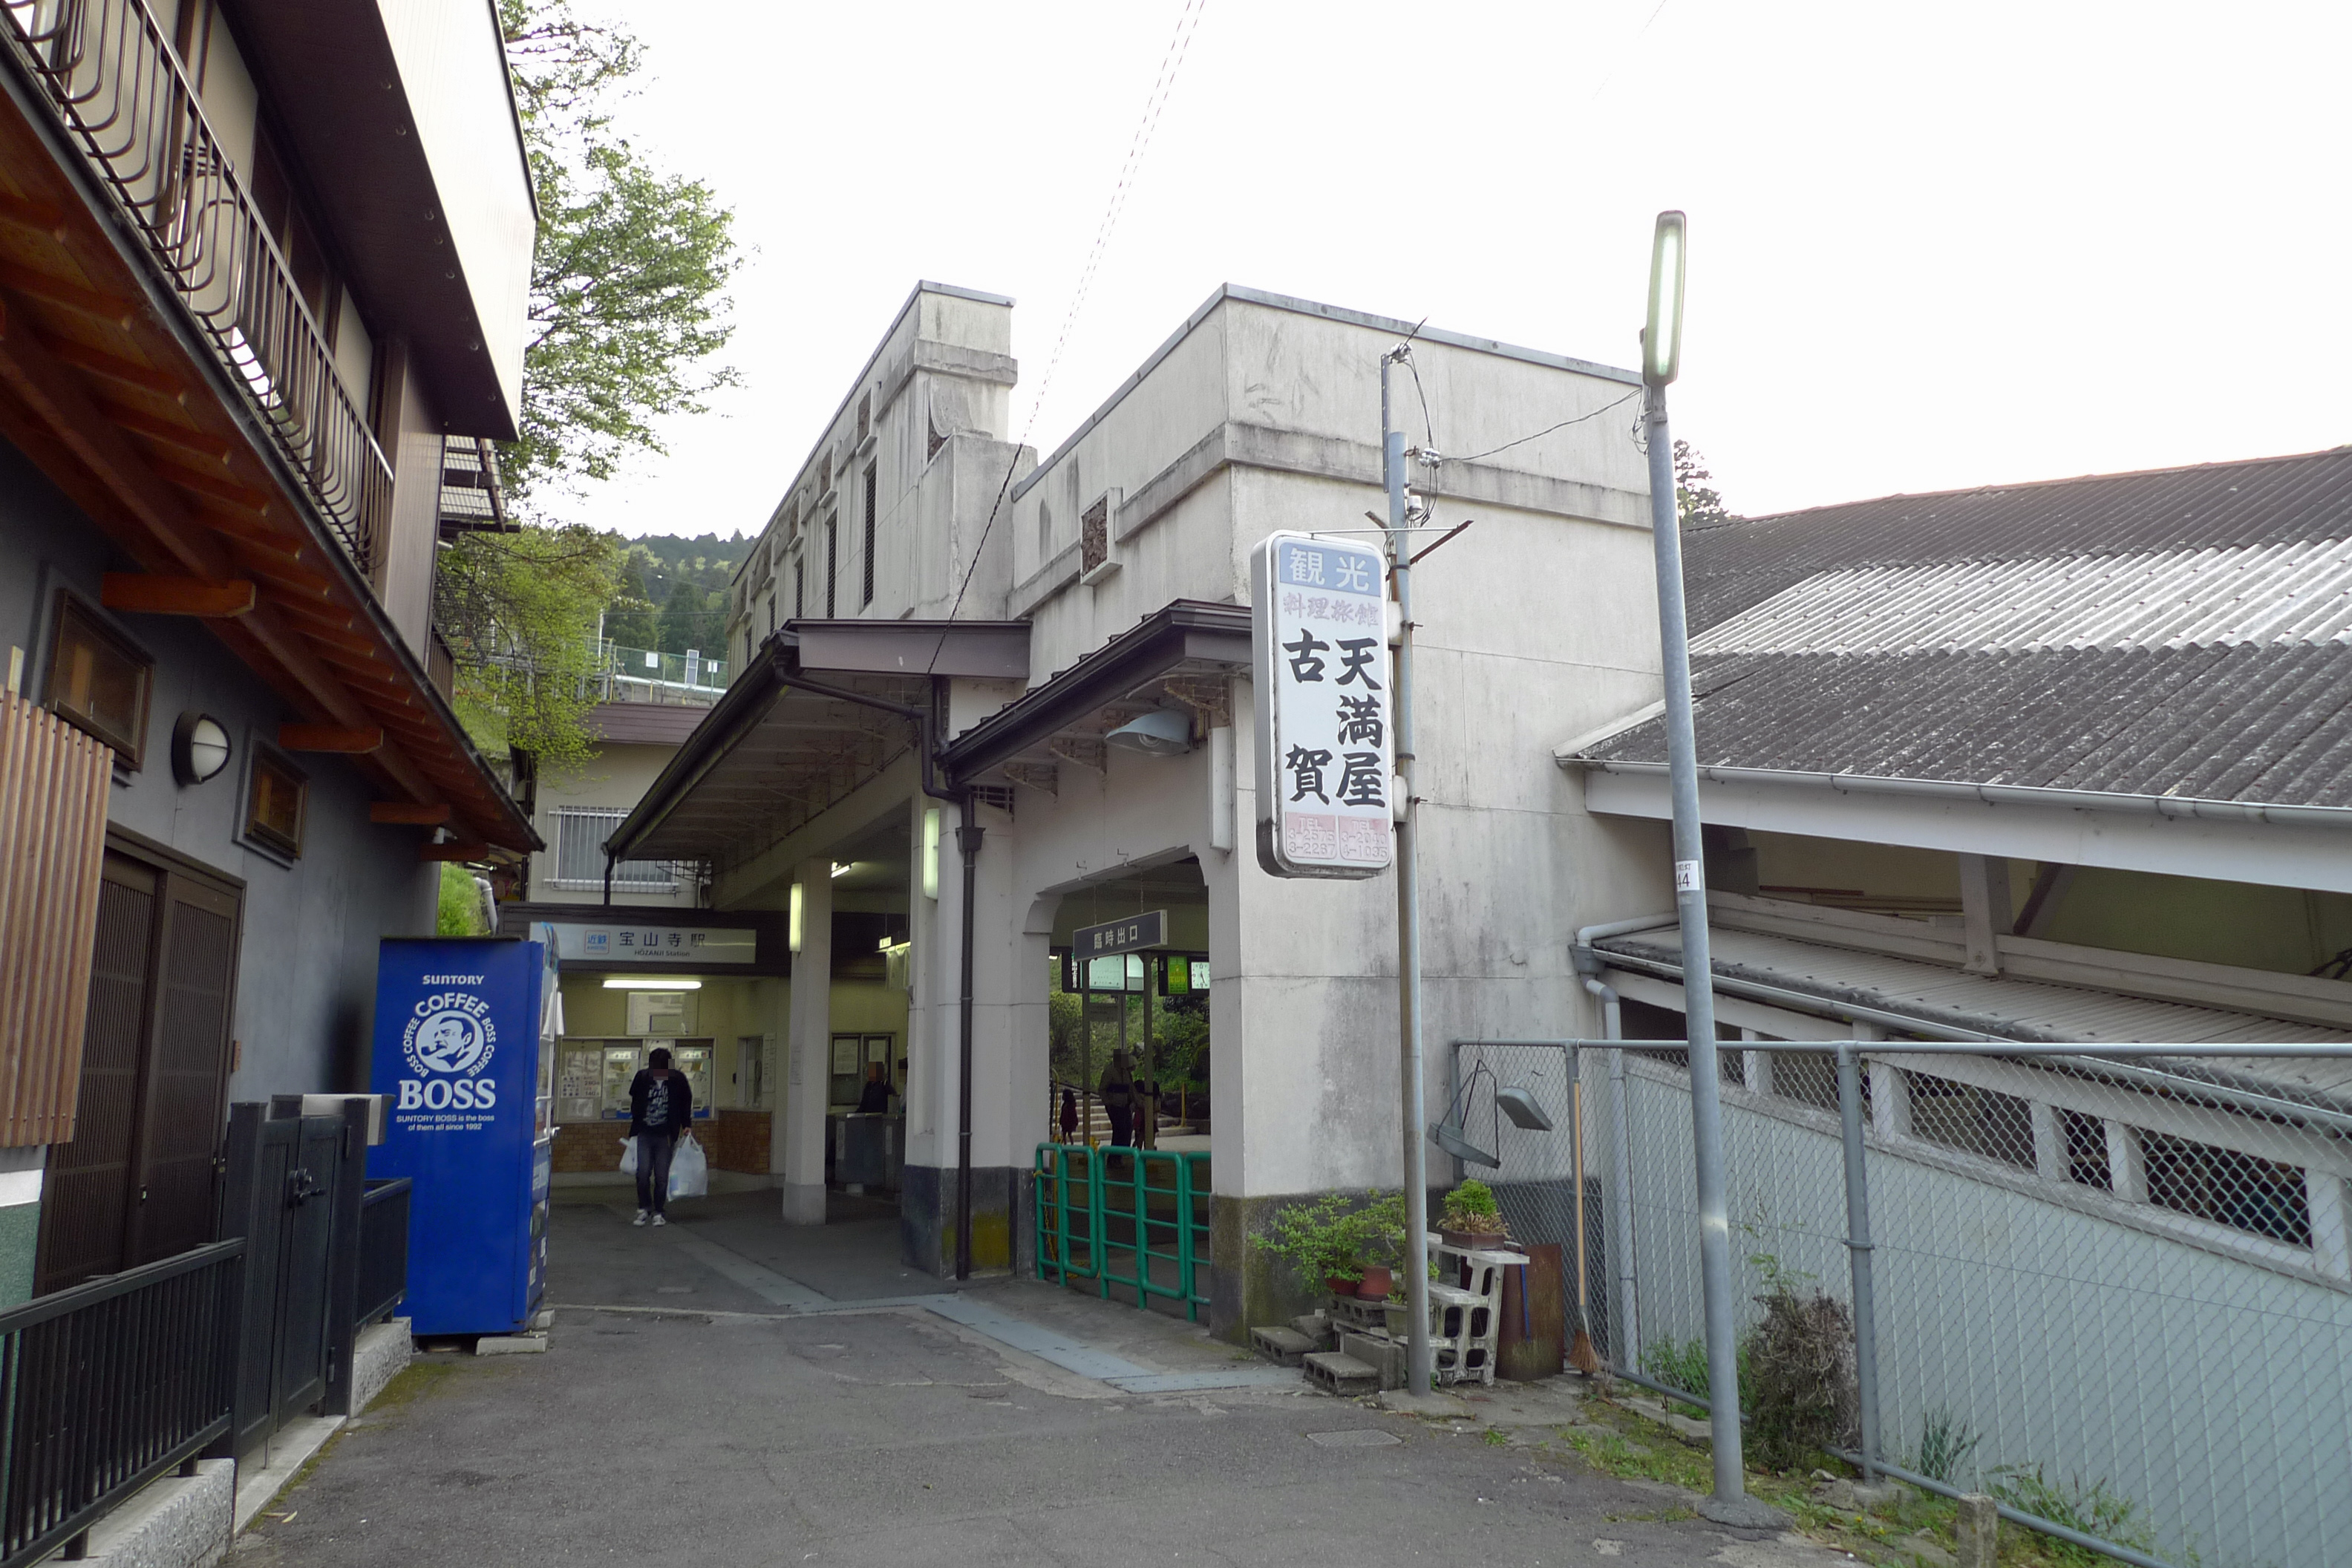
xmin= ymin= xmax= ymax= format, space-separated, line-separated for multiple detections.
xmin=558 ymin=0 xmax=2352 ymax=540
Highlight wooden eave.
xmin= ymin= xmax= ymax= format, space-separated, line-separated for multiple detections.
xmin=0 ymin=99 xmax=535 ymax=856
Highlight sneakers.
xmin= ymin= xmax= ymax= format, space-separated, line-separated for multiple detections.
xmin=651 ymin=1214 xmax=667 ymax=1227
xmin=632 ymin=1209 xmax=649 ymax=1226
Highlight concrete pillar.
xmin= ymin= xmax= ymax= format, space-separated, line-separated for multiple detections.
xmin=1740 ymin=1028 xmax=1771 ymax=1097
xmin=2307 ymin=1172 xmax=2351 ymax=1282
xmin=2028 ymin=1100 xmax=2067 ymax=1183
xmin=1863 ymin=1023 xmax=1909 ymax=1141
xmin=2105 ymin=1119 xmax=2147 ymax=1203
xmin=1954 ymin=1494 xmax=1999 ymax=1568
xmin=781 ymin=860 xmax=832 ymax=1224
xmin=1957 ymin=854 xmax=2012 ymax=976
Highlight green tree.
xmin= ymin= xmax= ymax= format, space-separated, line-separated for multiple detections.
xmin=496 ymin=0 xmax=743 ymax=505
xmin=1675 ymin=440 xmax=1734 ymax=529
xmin=437 ymin=2 xmax=739 ymax=774
xmin=656 ymin=577 xmax=709 ymax=655
xmin=605 ymin=558 xmax=656 ymax=647
xmin=434 ymin=523 xmax=619 ymax=775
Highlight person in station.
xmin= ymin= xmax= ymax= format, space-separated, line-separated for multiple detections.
xmin=629 ymin=1047 xmax=693 ymax=1228
xmin=1100 ymin=1049 xmax=1137 ymax=1148
xmin=856 ymin=1062 xmax=895 ymax=1114
xmin=1059 ymin=1085 xmax=1079 ymax=1146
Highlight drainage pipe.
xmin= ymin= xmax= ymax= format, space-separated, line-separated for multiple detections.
xmin=1583 ymin=976 xmax=1639 ymax=1370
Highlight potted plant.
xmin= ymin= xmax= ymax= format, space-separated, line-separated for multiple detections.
xmin=1346 ymin=1192 xmax=1408 ymax=1301
xmin=1250 ymin=1191 xmax=1411 ymax=1301
xmin=1438 ymin=1178 xmax=1510 ymax=1250
xmin=1249 ymin=1192 xmax=1365 ymax=1297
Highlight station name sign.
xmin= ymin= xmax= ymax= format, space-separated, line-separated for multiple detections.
xmin=549 ymin=924 xmax=757 ymax=965
xmin=1250 ymin=530 xmax=1395 ymax=879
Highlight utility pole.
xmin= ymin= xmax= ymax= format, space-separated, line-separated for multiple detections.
xmin=1382 ymin=346 xmax=1434 ymax=1396
xmin=1638 ymin=210 xmax=1783 ymax=1529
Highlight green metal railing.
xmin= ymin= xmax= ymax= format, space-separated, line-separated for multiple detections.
xmin=1033 ymin=1143 xmax=1210 ymax=1321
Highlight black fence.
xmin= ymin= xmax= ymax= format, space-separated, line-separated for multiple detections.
xmin=356 ymin=1180 xmax=411 ymax=1330
xmin=0 ymin=1100 xmax=411 ymax=1567
xmin=0 ymin=1240 xmax=244 ymax=1568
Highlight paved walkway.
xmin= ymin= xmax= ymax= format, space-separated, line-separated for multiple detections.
xmin=229 ymin=1188 xmax=1849 ymax=1567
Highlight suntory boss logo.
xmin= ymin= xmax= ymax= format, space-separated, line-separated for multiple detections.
xmin=395 ymin=983 xmax=498 ymax=1112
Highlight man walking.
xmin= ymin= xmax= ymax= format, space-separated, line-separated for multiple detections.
xmin=630 ymin=1047 xmax=693 ymax=1226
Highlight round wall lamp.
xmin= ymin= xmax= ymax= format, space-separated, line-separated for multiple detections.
xmin=171 ymin=713 xmax=232 ymax=786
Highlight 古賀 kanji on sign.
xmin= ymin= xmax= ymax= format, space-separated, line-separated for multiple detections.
xmin=1250 ymin=531 xmax=1396 ymax=879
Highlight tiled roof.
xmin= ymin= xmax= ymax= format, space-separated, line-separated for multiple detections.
xmin=1581 ymin=448 xmax=2352 ymax=807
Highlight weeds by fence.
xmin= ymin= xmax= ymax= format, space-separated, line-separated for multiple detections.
xmin=1451 ymin=1036 xmax=2352 ymax=1568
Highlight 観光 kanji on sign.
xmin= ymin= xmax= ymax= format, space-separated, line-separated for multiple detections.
xmin=1250 ymin=531 xmax=1396 ymax=879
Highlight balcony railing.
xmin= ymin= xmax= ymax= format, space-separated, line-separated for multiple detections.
xmin=0 ymin=0 xmax=392 ymax=572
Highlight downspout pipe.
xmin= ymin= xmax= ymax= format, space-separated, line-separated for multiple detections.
xmin=1581 ymin=972 xmax=1638 ymax=1368
xmin=955 ymin=791 xmax=981 ymax=1279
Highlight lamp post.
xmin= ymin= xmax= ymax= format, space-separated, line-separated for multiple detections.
xmin=1638 ymin=209 xmax=1783 ymax=1527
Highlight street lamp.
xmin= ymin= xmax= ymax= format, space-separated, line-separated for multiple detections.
xmin=1644 ymin=210 xmax=1687 ymax=388
xmin=1635 ymin=210 xmax=1782 ymax=1529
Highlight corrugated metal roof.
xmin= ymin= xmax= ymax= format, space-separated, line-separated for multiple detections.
xmin=1685 ymin=445 xmax=2352 ymax=634
xmin=1692 ymin=538 xmax=2352 ymax=657
xmin=1586 ymin=644 xmax=2352 ymax=805
xmin=1578 ymin=448 xmax=2352 ymax=807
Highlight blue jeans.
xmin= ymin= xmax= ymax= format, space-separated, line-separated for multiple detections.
xmin=635 ymin=1133 xmax=678 ymax=1213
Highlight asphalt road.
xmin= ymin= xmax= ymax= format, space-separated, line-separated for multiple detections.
xmin=229 ymin=1191 xmax=1849 ymax=1568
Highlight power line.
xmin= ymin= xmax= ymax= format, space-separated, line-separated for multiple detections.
xmin=1437 ymin=388 xmax=1642 ymax=466
xmin=935 ymin=0 xmax=1210 ymax=647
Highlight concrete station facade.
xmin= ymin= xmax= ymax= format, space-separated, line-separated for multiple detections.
xmin=605 ymin=281 xmax=1671 ymax=1333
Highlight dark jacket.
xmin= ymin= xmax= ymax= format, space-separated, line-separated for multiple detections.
xmin=627 ymin=1068 xmax=693 ymax=1138
xmin=856 ymin=1078 xmax=895 ymax=1114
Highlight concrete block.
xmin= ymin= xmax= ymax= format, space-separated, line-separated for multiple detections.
xmin=1813 ymin=1476 xmax=1904 ymax=1514
xmin=82 ymin=1459 xmax=233 ymax=1568
xmin=1338 ymin=1330 xmax=1406 ymax=1391
xmin=1290 ymin=1311 xmax=1334 ymax=1349
xmin=1302 ymin=1351 xmax=1380 ymax=1396
xmin=350 ymin=1318 xmax=412 ymax=1415
xmin=474 ymin=1331 xmax=548 ymax=1356
xmin=1250 ymin=1326 xmax=1315 ymax=1367
xmin=1954 ymin=1494 xmax=1999 ymax=1568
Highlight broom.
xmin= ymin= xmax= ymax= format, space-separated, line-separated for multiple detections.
xmin=1567 ymin=1077 xmax=1602 ymax=1375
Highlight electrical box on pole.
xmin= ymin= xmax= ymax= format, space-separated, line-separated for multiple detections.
xmin=1250 ymin=531 xmax=1396 ymax=880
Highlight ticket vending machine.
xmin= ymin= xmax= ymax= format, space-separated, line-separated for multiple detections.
xmin=368 ymin=933 xmax=558 ymax=1336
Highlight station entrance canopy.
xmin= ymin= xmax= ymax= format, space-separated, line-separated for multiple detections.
xmin=605 ymin=602 xmax=1253 ymax=877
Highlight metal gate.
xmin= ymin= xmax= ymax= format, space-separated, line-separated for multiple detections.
xmin=217 ymin=1101 xmax=365 ymax=1458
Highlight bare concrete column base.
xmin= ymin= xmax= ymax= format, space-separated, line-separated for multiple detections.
xmin=781 ymin=1182 xmax=826 ymax=1225
xmin=1695 ymin=1493 xmax=1790 ymax=1529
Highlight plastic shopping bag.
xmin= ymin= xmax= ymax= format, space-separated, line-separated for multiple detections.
xmin=617 ymin=1137 xmax=638 ymax=1177
xmin=669 ymin=1134 xmax=709 ymax=1201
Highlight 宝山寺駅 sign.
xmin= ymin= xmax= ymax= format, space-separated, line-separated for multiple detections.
xmin=1250 ymin=530 xmax=1395 ymax=879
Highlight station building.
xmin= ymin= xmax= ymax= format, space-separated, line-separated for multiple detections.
xmin=594 ymin=281 xmax=1670 ymax=1333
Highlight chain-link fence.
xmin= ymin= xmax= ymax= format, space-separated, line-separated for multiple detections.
xmin=1449 ymin=1036 xmax=2352 ymax=1568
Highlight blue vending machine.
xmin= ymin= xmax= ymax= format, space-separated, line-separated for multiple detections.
xmin=368 ymin=934 xmax=558 ymax=1336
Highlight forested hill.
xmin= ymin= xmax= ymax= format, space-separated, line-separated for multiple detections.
xmin=601 ymin=530 xmax=751 ymax=655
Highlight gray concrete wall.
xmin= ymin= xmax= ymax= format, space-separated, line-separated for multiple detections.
xmin=0 ymin=438 xmax=438 ymax=1107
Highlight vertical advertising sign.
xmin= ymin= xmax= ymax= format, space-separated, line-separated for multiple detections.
xmin=368 ymin=938 xmax=547 ymax=1336
xmin=1251 ymin=530 xmax=1395 ymax=879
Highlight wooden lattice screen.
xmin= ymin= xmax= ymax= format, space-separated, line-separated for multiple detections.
xmin=0 ymin=691 xmax=112 ymax=1146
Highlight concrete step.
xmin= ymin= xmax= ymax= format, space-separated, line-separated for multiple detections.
xmin=1303 ymin=1350 xmax=1381 ymax=1396
xmin=1339 ymin=1330 xmax=1407 ymax=1391
xmin=1250 ymin=1325 xmax=1316 ymax=1367
xmin=1290 ymin=1310 xmax=1334 ymax=1350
